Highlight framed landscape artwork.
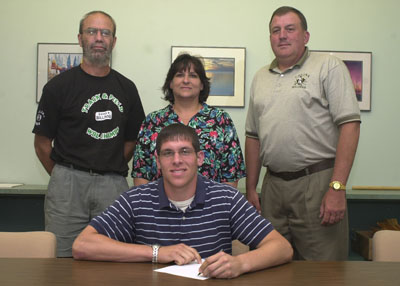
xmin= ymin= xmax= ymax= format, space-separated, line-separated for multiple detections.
xmin=312 ymin=50 xmax=372 ymax=111
xmin=171 ymin=46 xmax=246 ymax=107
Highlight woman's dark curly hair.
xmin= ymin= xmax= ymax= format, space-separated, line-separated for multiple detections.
xmin=162 ymin=53 xmax=210 ymax=104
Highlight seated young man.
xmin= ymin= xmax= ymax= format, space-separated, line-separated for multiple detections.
xmin=72 ymin=124 xmax=292 ymax=279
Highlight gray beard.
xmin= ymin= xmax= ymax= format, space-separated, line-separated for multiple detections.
xmin=83 ymin=50 xmax=111 ymax=67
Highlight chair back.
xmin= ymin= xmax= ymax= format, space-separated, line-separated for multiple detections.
xmin=0 ymin=231 xmax=56 ymax=258
xmin=372 ymin=230 xmax=400 ymax=261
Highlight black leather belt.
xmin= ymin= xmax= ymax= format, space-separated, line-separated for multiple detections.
xmin=57 ymin=161 xmax=111 ymax=176
xmin=268 ymin=158 xmax=335 ymax=181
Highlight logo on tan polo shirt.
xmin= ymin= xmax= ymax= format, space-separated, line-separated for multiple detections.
xmin=292 ymin=73 xmax=310 ymax=89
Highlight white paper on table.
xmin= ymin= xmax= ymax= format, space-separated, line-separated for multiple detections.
xmin=154 ymin=259 xmax=209 ymax=280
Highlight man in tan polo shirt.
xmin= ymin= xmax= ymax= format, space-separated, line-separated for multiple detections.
xmin=245 ymin=6 xmax=360 ymax=260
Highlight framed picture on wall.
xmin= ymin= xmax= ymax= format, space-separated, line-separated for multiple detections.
xmin=36 ymin=43 xmax=83 ymax=103
xmin=311 ymin=50 xmax=372 ymax=111
xmin=171 ymin=46 xmax=246 ymax=107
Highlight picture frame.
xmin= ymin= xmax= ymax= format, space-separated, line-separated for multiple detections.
xmin=171 ymin=46 xmax=246 ymax=107
xmin=311 ymin=50 xmax=372 ymax=111
xmin=36 ymin=43 xmax=83 ymax=102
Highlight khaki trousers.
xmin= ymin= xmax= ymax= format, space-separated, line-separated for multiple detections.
xmin=261 ymin=168 xmax=348 ymax=260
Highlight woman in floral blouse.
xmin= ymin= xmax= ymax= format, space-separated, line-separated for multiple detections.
xmin=131 ymin=53 xmax=246 ymax=187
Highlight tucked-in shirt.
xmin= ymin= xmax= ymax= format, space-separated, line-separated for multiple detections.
xmin=90 ymin=175 xmax=273 ymax=257
xmin=245 ymin=48 xmax=361 ymax=172
xmin=132 ymin=103 xmax=246 ymax=182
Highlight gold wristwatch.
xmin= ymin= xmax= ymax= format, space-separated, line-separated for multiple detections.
xmin=329 ymin=181 xmax=346 ymax=191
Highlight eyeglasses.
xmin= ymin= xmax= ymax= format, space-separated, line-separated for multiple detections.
xmin=83 ymin=28 xmax=113 ymax=38
xmin=159 ymin=147 xmax=195 ymax=158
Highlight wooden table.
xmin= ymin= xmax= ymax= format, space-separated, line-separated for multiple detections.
xmin=0 ymin=258 xmax=398 ymax=285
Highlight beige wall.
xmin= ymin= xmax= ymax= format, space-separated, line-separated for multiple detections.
xmin=1 ymin=0 xmax=399 ymax=188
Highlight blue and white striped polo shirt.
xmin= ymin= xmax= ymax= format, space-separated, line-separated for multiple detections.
xmin=90 ymin=175 xmax=273 ymax=258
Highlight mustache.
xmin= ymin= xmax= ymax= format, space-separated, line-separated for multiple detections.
xmin=90 ymin=42 xmax=107 ymax=50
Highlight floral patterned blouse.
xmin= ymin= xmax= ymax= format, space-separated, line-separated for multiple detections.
xmin=131 ymin=103 xmax=246 ymax=183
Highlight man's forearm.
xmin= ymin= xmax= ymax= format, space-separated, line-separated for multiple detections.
xmin=73 ymin=226 xmax=202 ymax=265
xmin=237 ymin=230 xmax=292 ymax=274
xmin=319 ymin=121 xmax=360 ymax=225
xmin=124 ymin=140 xmax=137 ymax=163
xmin=38 ymin=154 xmax=55 ymax=175
xmin=245 ymin=137 xmax=262 ymax=193
xmin=72 ymin=226 xmax=151 ymax=262
xmin=34 ymin=134 xmax=55 ymax=175
xmin=330 ymin=122 xmax=360 ymax=185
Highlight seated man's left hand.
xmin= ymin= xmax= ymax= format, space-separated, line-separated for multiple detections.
xmin=198 ymin=251 xmax=243 ymax=279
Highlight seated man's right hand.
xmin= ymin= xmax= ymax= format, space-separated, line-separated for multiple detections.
xmin=158 ymin=243 xmax=202 ymax=265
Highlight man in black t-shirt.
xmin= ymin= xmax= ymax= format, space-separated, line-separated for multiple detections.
xmin=32 ymin=10 xmax=145 ymax=257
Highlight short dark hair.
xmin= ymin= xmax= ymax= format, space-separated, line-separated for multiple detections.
xmin=269 ymin=6 xmax=308 ymax=31
xmin=162 ymin=53 xmax=210 ymax=104
xmin=156 ymin=124 xmax=200 ymax=154
xmin=79 ymin=10 xmax=116 ymax=37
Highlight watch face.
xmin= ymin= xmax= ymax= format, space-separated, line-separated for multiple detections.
xmin=333 ymin=182 xmax=340 ymax=189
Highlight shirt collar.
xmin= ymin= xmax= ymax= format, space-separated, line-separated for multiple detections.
xmin=157 ymin=178 xmax=170 ymax=209
xmin=192 ymin=175 xmax=206 ymax=206
xmin=157 ymin=175 xmax=207 ymax=210
xmin=168 ymin=103 xmax=208 ymax=117
xmin=269 ymin=47 xmax=309 ymax=73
